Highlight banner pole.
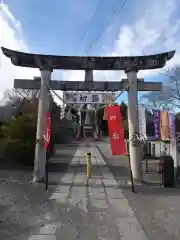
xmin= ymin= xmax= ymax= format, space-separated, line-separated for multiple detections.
xmin=45 ymin=149 xmax=49 ymax=191
xmin=44 ymin=111 xmax=51 ymax=192
xmin=145 ymin=157 xmax=148 ymax=173
xmin=128 ymin=153 xmax=135 ymax=193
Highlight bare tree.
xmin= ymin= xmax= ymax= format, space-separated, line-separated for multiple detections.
xmin=140 ymin=88 xmax=173 ymax=111
xmin=163 ymin=66 xmax=180 ymax=109
xmin=140 ymin=66 xmax=180 ymax=111
xmin=4 ymin=88 xmax=40 ymax=104
xmin=2 ymin=88 xmax=40 ymax=117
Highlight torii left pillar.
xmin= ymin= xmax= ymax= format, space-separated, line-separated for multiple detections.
xmin=33 ymin=69 xmax=52 ymax=182
xmin=126 ymin=70 xmax=142 ymax=182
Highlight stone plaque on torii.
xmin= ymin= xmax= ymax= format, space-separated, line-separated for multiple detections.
xmin=1 ymin=47 xmax=175 ymax=182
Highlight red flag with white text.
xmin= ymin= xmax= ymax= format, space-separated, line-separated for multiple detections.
xmin=44 ymin=112 xmax=51 ymax=149
xmin=106 ymin=105 xmax=127 ymax=155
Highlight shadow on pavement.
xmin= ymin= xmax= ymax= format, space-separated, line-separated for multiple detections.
xmin=97 ymin=142 xmax=180 ymax=239
xmin=25 ymin=192 xmax=121 ymax=239
xmin=0 ymin=186 xmax=122 ymax=239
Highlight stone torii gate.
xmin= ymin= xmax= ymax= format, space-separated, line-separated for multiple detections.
xmin=1 ymin=47 xmax=175 ymax=182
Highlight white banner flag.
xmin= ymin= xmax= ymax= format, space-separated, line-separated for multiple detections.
xmin=138 ymin=106 xmax=147 ymax=140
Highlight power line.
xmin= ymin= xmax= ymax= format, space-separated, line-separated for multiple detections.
xmin=79 ymin=0 xmax=104 ymax=43
xmin=67 ymin=0 xmax=128 ymax=81
xmin=66 ymin=0 xmax=104 ymax=80
xmin=85 ymin=0 xmax=127 ymax=53
xmin=86 ymin=0 xmax=128 ymax=103
xmin=55 ymin=1 xmax=129 ymax=105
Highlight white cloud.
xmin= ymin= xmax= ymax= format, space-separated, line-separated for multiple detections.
xmin=110 ymin=0 xmax=180 ymax=78
xmin=62 ymin=0 xmax=180 ymax=83
xmin=0 ymin=2 xmax=40 ymax=104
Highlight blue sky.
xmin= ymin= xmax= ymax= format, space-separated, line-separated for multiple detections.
xmin=4 ymin=0 xmax=139 ymax=55
xmin=1 ymin=0 xmax=180 ymax=105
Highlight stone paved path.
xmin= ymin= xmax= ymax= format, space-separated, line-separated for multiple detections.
xmin=28 ymin=145 xmax=147 ymax=239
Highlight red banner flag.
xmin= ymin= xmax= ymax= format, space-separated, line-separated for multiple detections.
xmin=76 ymin=126 xmax=81 ymax=141
xmin=44 ymin=112 xmax=51 ymax=149
xmin=106 ymin=105 xmax=127 ymax=155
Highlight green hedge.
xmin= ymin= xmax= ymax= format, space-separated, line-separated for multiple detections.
xmin=0 ymin=115 xmax=57 ymax=166
xmin=2 ymin=115 xmax=37 ymax=142
xmin=3 ymin=139 xmax=35 ymax=166
xmin=0 ymin=116 xmax=37 ymax=166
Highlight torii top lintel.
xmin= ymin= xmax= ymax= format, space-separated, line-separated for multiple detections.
xmin=1 ymin=47 xmax=175 ymax=71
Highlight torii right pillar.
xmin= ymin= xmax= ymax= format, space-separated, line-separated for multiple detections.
xmin=126 ymin=69 xmax=142 ymax=182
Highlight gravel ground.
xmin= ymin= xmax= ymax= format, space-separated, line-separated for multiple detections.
xmin=0 ymin=144 xmax=78 ymax=239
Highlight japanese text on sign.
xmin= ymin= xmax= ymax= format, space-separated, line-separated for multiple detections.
xmin=112 ymin=132 xmax=120 ymax=140
xmin=110 ymin=116 xmax=116 ymax=120
xmin=64 ymin=92 xmax=103 ymax=104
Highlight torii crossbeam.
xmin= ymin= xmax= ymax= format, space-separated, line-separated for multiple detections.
xmin=14 ymin=78 xmax=162 ymax=92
